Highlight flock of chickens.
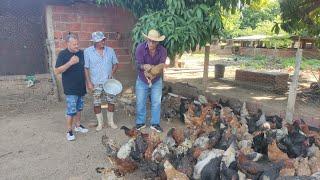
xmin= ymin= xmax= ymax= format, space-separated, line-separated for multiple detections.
xmin=98 ymin=89 xmax=320 ymax=180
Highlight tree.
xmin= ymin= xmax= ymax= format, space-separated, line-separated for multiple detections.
xmin=96 ymin=0 xmax=253 ymax=63
xmin=279 ymin=0 xmax=320 ymax=36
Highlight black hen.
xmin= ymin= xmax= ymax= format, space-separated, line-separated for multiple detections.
xmin=201 ymin=156 xmax=223 ymax=180
xmin=179 ymin=98 xmax=189 ymax=123
xmin=266 ymin=115 xmax=283 ymax=129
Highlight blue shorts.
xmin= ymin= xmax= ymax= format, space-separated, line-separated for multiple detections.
xmin=65 ymin=95 xmax=84 ymax=117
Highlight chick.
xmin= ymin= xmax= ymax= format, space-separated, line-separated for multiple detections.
xmin=164 ymin=160 xmax=189 ymax=180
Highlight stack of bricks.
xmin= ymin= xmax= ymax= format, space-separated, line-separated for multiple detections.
xmin=50 ymin=3 xmax=136 ymax=70
xmin=235 ymin=69 xmax=289 ymax=94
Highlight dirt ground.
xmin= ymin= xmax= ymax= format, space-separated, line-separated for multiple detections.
xmin=0 ymin=54 xmax=319 ymax=179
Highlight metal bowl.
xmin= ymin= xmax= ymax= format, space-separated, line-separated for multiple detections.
xmin=103 ymin=79 xmax=123 ymax=95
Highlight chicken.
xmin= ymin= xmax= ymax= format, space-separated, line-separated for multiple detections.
xmin=200 ymin=156 xmax=223 ymax=180
xmin=193 ymin=136 xmax=210 ymax=150
xmin=296 ymin=157 xmax=312 ymax=176
xmin=308 ymin=143 xmax=320 ymax=174
xmin=193 ymin=149 xmax=224 ymax=179
xmin=152 ymin=142 xmax=170 ymax=163
xmin=279 ymin=167 xmax=295 ymax=176
xmin=164 ymin=160 xmax=189 ymax=180
xmin=130 ymin=133 xmax=148 ymax=162
xmin=117 ymin=138 xmax=135 ymax=159
xmin=175 ymin=150 xmax=196 ymax=178
xmin=145 ymin=131 xmax=161 ymax=160
xmin=190 ymin=106 xmax=212 ymax=128
xmin=220 ymin=140 xmax=238 ymax=180
xmin=240 ymin=101 xmax=249 ymax=124
xmin=280 ymin=122 xmax=309 ymax=158
xmin=184 ymin=101 xmax=196 ymax=126
xmin=149 ymin=63 xmax=165 ymax=76
xmin=120 ymin=126 xmax=139 ymax=138
xmin=102 ymin=135 xmax=119 ymax=157
xmin=268 ymin=139 xmax=291 ymax=166
xmin=96 ymin=167 xmax=124 ymax=180
xmin=237 ymin=151 xmax=284 ymax=178
xmin=107 ymin=156 xmax=138 ymax=177
xmin=167 ymin=127 xmax=185 ymax=145
xmin=174 ymin=139 xmax=193 ymax=155
xmin=179 ymin=98 xmax=189 ymax=123
xmin=221 ymin=139 xmax=237 ymax=169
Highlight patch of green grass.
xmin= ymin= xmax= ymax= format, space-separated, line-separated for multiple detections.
xmin=281 ymin=57 xmax=320 ymax=70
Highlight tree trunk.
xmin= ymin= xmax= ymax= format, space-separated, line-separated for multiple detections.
xmin=169 ymin=54 xmax=182 ymax=68
xmin=202 ymin=44 xmax=210 ymax=91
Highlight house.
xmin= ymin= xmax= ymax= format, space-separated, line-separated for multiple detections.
xmin=0 ymin=0 xmax=136 ymax=76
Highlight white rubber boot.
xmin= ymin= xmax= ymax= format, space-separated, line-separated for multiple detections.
xmin=96 ymin=113 xmax=104 ymax=131
xmin=107 ymin=111 xmax=117 ymax=129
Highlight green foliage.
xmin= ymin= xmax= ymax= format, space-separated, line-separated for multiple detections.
xmin=281 ymin=57 xmax=320 ymax=70
xmin=132 ymin=5 xmax=223 ymax=59
xmin=239 ymin=55 xmax=320 ymax=71
xmin=263 ymin=35 xmax=292 ymax=49
xmin=222 ymin=0 xmax=286 ymax=38
xmin=240 ymin=1 xmax=280 ymax=30
xmin=279 ymin=0 xmax=320 ymax=36
xmin=96 ymin=0 xmax=252 ymax=61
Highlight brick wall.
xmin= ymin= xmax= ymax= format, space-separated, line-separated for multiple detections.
xmin=235 ymin=70 xmax=289 ymax=93
xmin=239 ymin=47 xmax=320 ymax=59
xmin=49 ymin=3 xmax=136 ymax=71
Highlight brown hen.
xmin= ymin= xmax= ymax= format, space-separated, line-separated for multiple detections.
xmin=268 ymin=139 xmax=293 ymax=168
xmin=145 ymin=131 xmax=161 ymax=160
xmin=164 ymin=160 xmax=189 ymax=180
xmin=107 ymin=156 xmax=138 ymax=177
xmin=167 ymin=127 xmax=185 ymax=145
xmin=191 ymin=106 xmax=212 ymax=127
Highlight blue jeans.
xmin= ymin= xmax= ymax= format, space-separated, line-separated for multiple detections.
xmin=65 ymin=95 xmax=84 ymax=117
xmin=135 ymin=77 xmax=162 ymax=125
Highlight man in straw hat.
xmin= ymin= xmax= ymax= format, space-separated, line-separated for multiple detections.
xmin=135 ymin=29 xmax=167 ymax=132
xmin=84 ymin=31 xmax=119 ymax=131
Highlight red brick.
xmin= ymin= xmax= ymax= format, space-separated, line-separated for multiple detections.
xmin=60 ymin=14 xmax=78 ymax=22
xmin=66 ymin=23 xmax=81 ymax=31
xmin=54 ymin=31 xmax=63 ymax=40
xmin=52 ymin=14 xmax=60 ymax=22
xmin=54 ymin=23 xmax=66 ymax=31
xmin=78 ymin=32 xmax=91 ymax=41
xmin=79 ymin=41 xmax=91 ymax=48
xmin=82 ymin=16 xmax=105 ymax=23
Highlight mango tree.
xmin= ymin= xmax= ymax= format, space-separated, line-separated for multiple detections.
xmin=97 ymin=0 xmax=254 ymax=65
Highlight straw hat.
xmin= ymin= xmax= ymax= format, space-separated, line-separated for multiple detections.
xmin=142 ymin=29 xmax=165 ymax=42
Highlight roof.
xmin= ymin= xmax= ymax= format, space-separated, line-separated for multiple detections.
xmin=233 ymin=35 xmax=269 ymax=41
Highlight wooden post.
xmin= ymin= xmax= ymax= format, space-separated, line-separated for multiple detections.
xmin=45 ymin=5 xmax=62 ymax=101
xmin=285 ymin=48 xmax=303 ymax=124
xmin=202 ymin=44 xmax=210 ymax=90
